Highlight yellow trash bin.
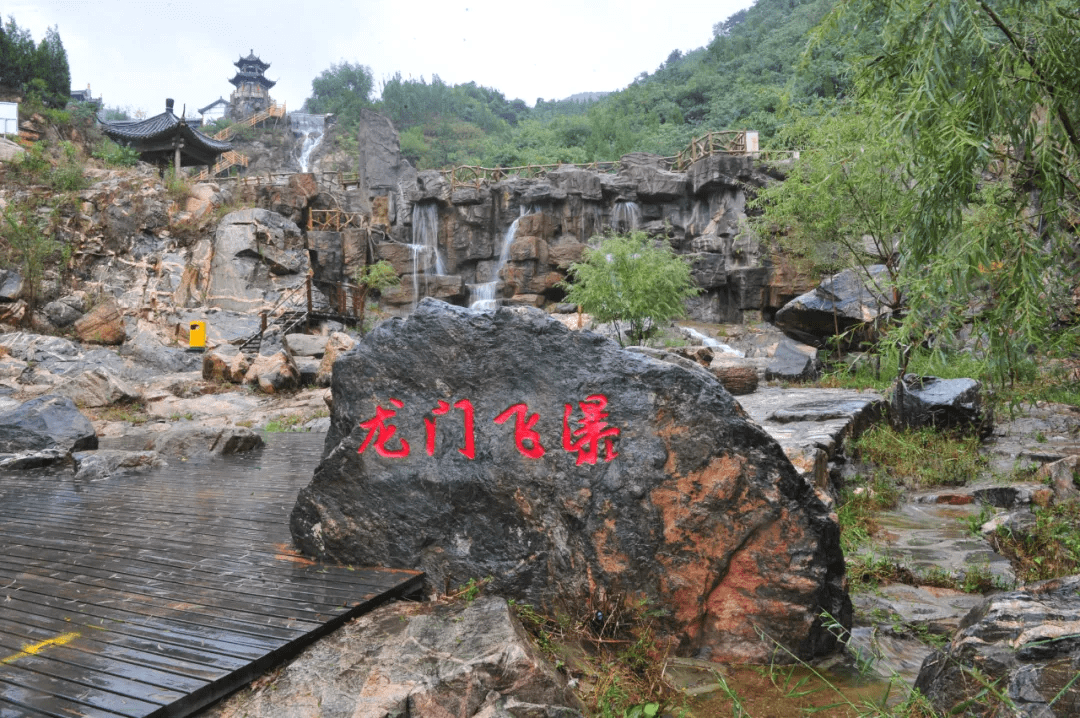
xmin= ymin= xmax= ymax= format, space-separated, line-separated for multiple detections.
xmin=188 ymin=320 xmax=207 ymax=352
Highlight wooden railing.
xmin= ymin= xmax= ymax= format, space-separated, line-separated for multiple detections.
xmin=308 ymin=208 xmax=366 ymax=231
xmin=212 ymin=101 xmax=287 ymax=141
xmin=671 ymin=131 xmax=752 ymax=170
xmin=436 ymin=131 xmax=772 ymax=190
xmin=192 ymin=150 xmax=250 ymax=182
xmin=441 ymin=161 xmax=622 ymax=191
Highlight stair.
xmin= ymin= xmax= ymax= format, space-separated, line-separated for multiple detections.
xmin=193 ymin=102 xmax=286 ymax=182
xmin=193 ymin=150 xmax=250 ymax=182
xmin=239 ymin=309 xmax=308 ymax=356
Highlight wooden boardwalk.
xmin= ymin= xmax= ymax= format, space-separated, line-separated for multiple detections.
xmin=0 ymin=433 xmax=423 ymax=718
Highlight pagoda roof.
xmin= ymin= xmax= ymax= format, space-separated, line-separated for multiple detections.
xmin=228 ymin=70 xmax=276 ymax=89
xmin=234 ymin=50 xmax=270 ymax=71
xmin=102 ymin=99 xmax=233 ymax=167
xmin=198 ymin=97 xmax=229 ymax=114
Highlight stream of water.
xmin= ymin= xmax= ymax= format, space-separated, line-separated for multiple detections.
xmin=290 ymin=113 xmax=326 ymax=173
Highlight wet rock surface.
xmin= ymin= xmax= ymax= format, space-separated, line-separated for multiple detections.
xmin=738 ymin=387 xmax=885 ymax=491
xmin=145 ymin=426 xmax=264 ymax=458
xmin=291 ymin=299 xmax=849 ymax=663
xmin=915 ymin=576 xmax=1080 ymax=717
xmin=894 ymin=374 xmax=990 ymax=435
xmin=198 ymin=596 xmax=582 ymax=718
xmin=774 ymin=265 xmax=892 ymax=346
xmin=0 ymin=394 xmax=97 ymax=454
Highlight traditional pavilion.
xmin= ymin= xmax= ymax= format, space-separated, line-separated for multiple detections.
xmin=229 ymin=50 xmax=276 ymax=119
xmin=102 ymin=98 xmax=233 ymax=173
xmin=197 ymin=97 xmax=229 ymax=126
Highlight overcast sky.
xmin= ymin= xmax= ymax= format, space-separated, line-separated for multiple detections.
xmin=9 ymin=0 xmax=756 ymax=118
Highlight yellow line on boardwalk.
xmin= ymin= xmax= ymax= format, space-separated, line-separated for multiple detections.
xmin=1 ymin=632 xmax=80 ymax=664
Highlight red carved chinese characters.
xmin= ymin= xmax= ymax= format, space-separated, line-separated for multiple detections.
xmin=358 ymin=394 xmax=618 ymax=463
xmin=493 ymin=403 xmax=546 ymax=458
xmin=357 ymin=398 xmax=410 ymax=458
xmin=562 ymin=394 xmax=620 ymax=465
xmin=425 ymin=399 xmax=476 ymax=459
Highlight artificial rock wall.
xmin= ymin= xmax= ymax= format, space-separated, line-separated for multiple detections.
xmin=312 ymin=111 xmax=813 ymax=324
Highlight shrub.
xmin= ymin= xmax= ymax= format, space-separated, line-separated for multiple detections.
xmin=560 ymin=231 xmax=699 ymax=346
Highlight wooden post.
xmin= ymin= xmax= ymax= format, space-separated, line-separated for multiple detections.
xmin=306 ymin=275 xmax=313 ymax=315
xmin=260 ymin=312 xmax=267 ymax=335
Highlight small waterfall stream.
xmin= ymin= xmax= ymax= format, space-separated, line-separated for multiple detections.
xmin=469 ymin=208 xmax=524 ymax=310
xmin=612 ymin=201 xmax=640 ymax=232
xmin=410 ymin=203 xmax=445 ymax=309
xmin=291 ymin=113 xmax=326 ymax=172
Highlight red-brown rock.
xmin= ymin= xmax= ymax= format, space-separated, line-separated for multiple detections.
xmin=291 ymin=300 xmax=850 ymax=663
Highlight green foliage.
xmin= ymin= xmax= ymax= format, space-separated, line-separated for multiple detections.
xmin=1 ymin=203 xmax=60 ymax=312
xmin=303 ymin=61 xmax=375 ymax=133
xmin=0 ymin=18 xmax=70 ymax=108
xmin=93 ymin=139 xmax=140 ymax=167
xmin=751 ymin=101 xmax=910 ymax=280
xmin=850 ymin=425 xmax=986 ymax=489
xmin=991 ymin=500 xmax=1080 ymax=582
xmin=352 ymin=260 xmax=400 ymax=334
xmin=560 ymin=232 xmax=699 ymax=347
xmin=814 ymin=0 xmax=1080 ymax=388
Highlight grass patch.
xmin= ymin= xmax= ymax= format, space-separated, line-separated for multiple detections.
xmin=990 ymin=500 xmax=1080 ymax=582
xmin=837 ymin=473 xmax=902 ymax=554
xmin=849 ymin=425 xmax=986 ymax=488
xmin=510 ymin=595 xmax=677 ymax=718
xmin=92 ymin=400 xmax=151 ymax=425
xmin=263 ymin=409 xmax=329 ymax=433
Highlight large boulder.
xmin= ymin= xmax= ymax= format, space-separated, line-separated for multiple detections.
xmin=206 ymin=209 xmax=308 ymax=312
xmin=52 ymin=367 xmax=141 ymax=408
xmin=893 ymin=374 xmax=991 ymax=435
xmin=0 ymin=395 xmax=97 ymax=453
xmin=198 ymin=596 xmax=582 ymax=718
xmin=291 ymin=299 xmax=849 ymax=663
xmin=73 ymin=298 xmax=126 ymax=345
xmin=315 ymin=331 xmax=356 ymax=387
xmin=774 ymin=265 xmax=892 ymax=347
xmin=146 ymin=426 xmax=263 ymax=459
xmin=915 ymin=575 xmax=1080 ymax=717
xmin=72 ymin=450 xmax=163 ymax=481
xmin=244 ymin=350 xmax=300 ymax=394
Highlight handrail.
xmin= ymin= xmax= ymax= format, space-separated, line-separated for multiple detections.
xmin=192 ymin=149 xmax=250 ymax=182
xmin=212 ymin=101 xmax=287 ymax=141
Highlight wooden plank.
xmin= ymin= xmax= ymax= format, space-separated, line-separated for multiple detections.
xmin=0 ymin=432 xmax=423 ymax=718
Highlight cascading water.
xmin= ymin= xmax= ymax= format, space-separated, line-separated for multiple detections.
xmin=410 ymin=203 xmax=445 ymax=309
xmin=612 ymin=201 xmax=640 ymax=233
xmin=680 ymin=326 xmax=744 ymax=357
xmin=469 ymin=207 xmax=525 ymax=310
xmin=291 ymin=113 xmax=326 ymax=172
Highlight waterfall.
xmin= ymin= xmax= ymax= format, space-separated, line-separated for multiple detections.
xmin=612 ymin=201 xmax=640 ymax=233
xmin=411 ymin=203 xmax=445 ymax=275
xmin=409 ymin=203 xmax=445 ymax=309
xmin=291 ymin=113 xmax=325 ymax=172
xmin=679 ymin=326 xmax=744 ymax=357
xmin=469 ymin=208 xmax=524 ymax=310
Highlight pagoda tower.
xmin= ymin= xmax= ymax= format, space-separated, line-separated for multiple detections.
xmin=228 ymin=50 xmax=276 ymax=119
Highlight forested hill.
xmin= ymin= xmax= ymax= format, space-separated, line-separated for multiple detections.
xmin=305 ymin=0 xmax=853 ymax=169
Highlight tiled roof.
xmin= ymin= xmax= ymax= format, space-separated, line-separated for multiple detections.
xmin=234 ymin=50 xmax=270 ymax=71
xmin=197 ymin=97 xmax=229 ymax=114
xmin=102 ymin=105 xmax=232 ymax=152
xmin=228 ymin=70 xmax=276 ymax=89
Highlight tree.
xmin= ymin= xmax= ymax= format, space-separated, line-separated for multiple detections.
xmin=352 ymin=260 xmax=400 ymax=334
xmin=560 ymin=232 xmax=699 ymax=346
xmin=303 ymin=61 xmax=375 ymax=130
xmin=751 ymin=101 xmax=910 ymax=302
xmin=815 ymin=0 xmax=1080 ymax=383
xmin=34 ymin=26 xmax=69 ymax=108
